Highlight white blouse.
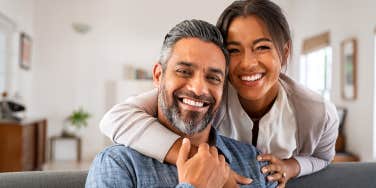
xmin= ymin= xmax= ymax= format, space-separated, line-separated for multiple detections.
xmin=218 ymin=83 xmax=297 ymax=159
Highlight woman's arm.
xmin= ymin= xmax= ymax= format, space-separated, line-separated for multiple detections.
xmin=99 ymin=89 xmax=180 ymax=162
xmin=294 ymin=101 xmax=339 ymax=176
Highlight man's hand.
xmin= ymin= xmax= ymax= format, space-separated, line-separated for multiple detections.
xmin=176 ymin=138 xmax=229 ymax=188
xmin=257 ymin=154 xmax=300 ymax=188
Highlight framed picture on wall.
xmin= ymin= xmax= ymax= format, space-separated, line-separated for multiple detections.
xmin=341 ymin=38 xmax=357 ymax=100
xmin=19 ymin=32 xmax=32 ymax=70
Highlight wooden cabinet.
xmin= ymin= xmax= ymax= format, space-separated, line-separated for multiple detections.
xmin=0 ymin=119 xmax=47 ymax=172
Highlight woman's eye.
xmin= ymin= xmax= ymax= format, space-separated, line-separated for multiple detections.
xmin=255 ymin=45 xmax=270 ymax=51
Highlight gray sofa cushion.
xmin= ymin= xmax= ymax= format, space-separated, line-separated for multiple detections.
xmin=0 ymin=163 xmax=375 ymax=188
xmin=287 ymin=162 xmax=376 ymax=188
xmin=0 ymin=170 xmax=87 ymax=188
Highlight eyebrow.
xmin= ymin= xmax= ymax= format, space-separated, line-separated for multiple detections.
xmin=176 ymin=61 xmax=193 ymax=67
xmin=176 ymin=61 xmax=224 ymax=77
xmin=252 ymin=38 xmax=272 ymax=45
xmin=226 ymin=37 xmax=272 ymax=46
xmin=208 ymin=67 xmax=225 ymax=78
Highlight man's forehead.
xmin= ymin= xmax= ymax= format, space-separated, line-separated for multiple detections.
xmin=167 ymin=38 xmax=226 ymax=71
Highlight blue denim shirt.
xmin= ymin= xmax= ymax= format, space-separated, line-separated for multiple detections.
xmin=86 ymin=130 xmax=276 ymax=188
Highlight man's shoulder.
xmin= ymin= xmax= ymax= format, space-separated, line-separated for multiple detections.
xmin=100 ymin=144 xmax=137 ymax=157
xmin=218 ymin=135 xmax=259 ymax=157
xmin=96 ymin=144 xmax=152 ymax=165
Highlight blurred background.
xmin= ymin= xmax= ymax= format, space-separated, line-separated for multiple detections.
xmin=0 ymin=0 xmax=375 ymax=172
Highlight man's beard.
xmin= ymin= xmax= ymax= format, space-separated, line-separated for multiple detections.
xmin=158 ymin=83 xmax=216 ymax=135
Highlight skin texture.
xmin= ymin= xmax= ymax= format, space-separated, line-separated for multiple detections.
xmin=165 ymin=16 xmax=300 ymax=187
xmin=226 ymin=15 xmax=300 ymax=188
xmin=154 ymin=38 xmax=225 ymax=146
xmin=177 ymin=138 xmax=230 ymax=188
xmin=226 ymin=15 xmax=281 ymax=119
xmin=153 ymin=38 xmax=247 ymax=187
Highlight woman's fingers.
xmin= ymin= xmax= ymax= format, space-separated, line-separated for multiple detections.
xmin=261 ymin=163 xmax=283 ymax=174
xmin=257 ymin=154 xmax=278 ymax=163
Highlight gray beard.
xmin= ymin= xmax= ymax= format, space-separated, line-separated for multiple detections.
xmin=158 ymin=83 xmax=214 ymax=136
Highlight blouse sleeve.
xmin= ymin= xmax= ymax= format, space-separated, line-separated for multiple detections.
xmin=99 ymin=88 xmax=180 ymax=162
xmin=294 ymin=101 xmax=339 ymax=176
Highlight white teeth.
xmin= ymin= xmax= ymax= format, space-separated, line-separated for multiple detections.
xmin=241 ymin=74 xmax=263 ymax=82
xmin=182 ymin=98 xmax=204 ymax=107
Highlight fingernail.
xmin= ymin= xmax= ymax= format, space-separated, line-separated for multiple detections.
xmin=182 ymin=138 xmax=188 ymax=144
xmin=262 ymin=167 xmax=267 ymax=173
xmin=267 ymin=176 xmax=273 ymax=181
xmin=246 ymin=178 xmax=253 ymax=184
xmin=257 ymin=156 xmax=262 ymax=161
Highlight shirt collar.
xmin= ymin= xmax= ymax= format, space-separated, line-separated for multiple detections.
xmin=209 ymin=128 xmax=233 ymax=163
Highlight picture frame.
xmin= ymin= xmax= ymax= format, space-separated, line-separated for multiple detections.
xmin=341 ymin=38 xmax=357 ymax=100
xmin=19 ymin=32 xmax=32 ymax=70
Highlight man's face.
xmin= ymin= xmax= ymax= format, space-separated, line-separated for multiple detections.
xmin=154 ymin=38 xmax=226 ymax=135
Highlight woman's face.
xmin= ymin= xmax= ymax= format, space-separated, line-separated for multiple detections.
xmin=226 ymin=15 xmax=281 ymax=102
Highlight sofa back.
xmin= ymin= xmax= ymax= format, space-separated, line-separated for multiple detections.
xmin=0 ymin=163 xmax=375 ymax=188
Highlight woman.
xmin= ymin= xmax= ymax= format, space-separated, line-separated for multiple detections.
xmin=100 ymin=0 xmax=338 ymax=187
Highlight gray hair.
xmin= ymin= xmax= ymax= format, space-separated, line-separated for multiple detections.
xmin=159 ymin=19 xmax=229 ymax=73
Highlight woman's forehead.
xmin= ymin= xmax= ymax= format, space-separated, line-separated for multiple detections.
xmin=226 ymin=16 xmax=271 ymax=43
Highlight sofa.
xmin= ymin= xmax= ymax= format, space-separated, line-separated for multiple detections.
xmin=0 ymin=162 xmax=375 ymax=188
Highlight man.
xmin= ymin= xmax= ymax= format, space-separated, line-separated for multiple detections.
xmin=86 ymin=19 xmax=276 ymax=188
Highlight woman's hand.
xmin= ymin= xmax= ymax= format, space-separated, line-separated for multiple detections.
xmin=223 ymin=169 xmax=253 ymax=188
xmin=257 ymin=154 xmax=300 ymax=188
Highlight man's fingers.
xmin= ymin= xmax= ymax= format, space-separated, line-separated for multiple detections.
xmin=209 ymin=146 xmax=219 ymax=159
xmin=231 ymin=169 xmax=253 ymax=185
xmin=177 ymin=138 xmax=191 ymax=167
xmin=197 ymin=143 xmax=209 ymax=153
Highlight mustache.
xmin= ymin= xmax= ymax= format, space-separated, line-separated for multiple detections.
xmin=173 ymin=90 xmax=215 ymax=105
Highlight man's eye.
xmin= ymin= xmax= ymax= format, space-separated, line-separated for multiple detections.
xmin=227 ymin=48 xmax=240 ymax=54
xmin=207 ymin=76 xmax=221 ymax=84
xmin=176 ymin=69 xmax=191 ymax=76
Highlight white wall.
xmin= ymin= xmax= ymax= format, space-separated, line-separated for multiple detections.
xmin=0 ymin=0 xmax=34 ymax=112
xmin=30 ymin=0 xmax=290 ymax=160
xmin=288 ymin=0 xmax=376 ymax=161
xmin=6 ymin=0 xmax=373 ymax=162
xmin=31 ymin=0 xmax=289 ymax=159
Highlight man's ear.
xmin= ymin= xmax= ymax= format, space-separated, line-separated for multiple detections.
xmin=152 ymin=62 xmax=163 ymax=87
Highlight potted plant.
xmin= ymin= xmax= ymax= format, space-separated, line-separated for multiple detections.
xmin=62 ymin=107 xmax=91 ymax=137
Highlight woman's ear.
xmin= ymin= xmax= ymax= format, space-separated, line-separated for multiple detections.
xmin=283 ymin=42 xmax=291 ymax=66
xmin=152 ymin=62 xmax=163 ymax=87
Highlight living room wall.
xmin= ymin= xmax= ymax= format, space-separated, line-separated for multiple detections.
xmin=287 ymin=0 xmax=376 ymax=161
xmin=30 ymin=0 xmax=290 ymax=160
xmin=3 ymin=0 xmax=375 ymax=163
xmin=0 ymin=0 xmax=35 ymax=114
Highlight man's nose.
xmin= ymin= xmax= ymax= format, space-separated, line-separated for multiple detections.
xmin=187 ymin=75 xmax=209 ymax=96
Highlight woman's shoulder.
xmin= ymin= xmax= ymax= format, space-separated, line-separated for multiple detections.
xmin=279 ymin=74 xmax=328 ymax=105
xmin=279 ymin=74 xmax=337 ymax=120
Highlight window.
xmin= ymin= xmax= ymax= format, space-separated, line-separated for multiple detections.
xmin=374 ymin=30 xmax=376 ymax=160
xmin=300 ymin=32 xmax=332 ymax=99
xmin=0 ymin=31 xmax=5 ymax=93
xmin=0 ymin=12 xmax=16 ymax=94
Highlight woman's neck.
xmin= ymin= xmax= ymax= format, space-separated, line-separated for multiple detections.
xmin=239 ymin=83 xmax=280 ymax=119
